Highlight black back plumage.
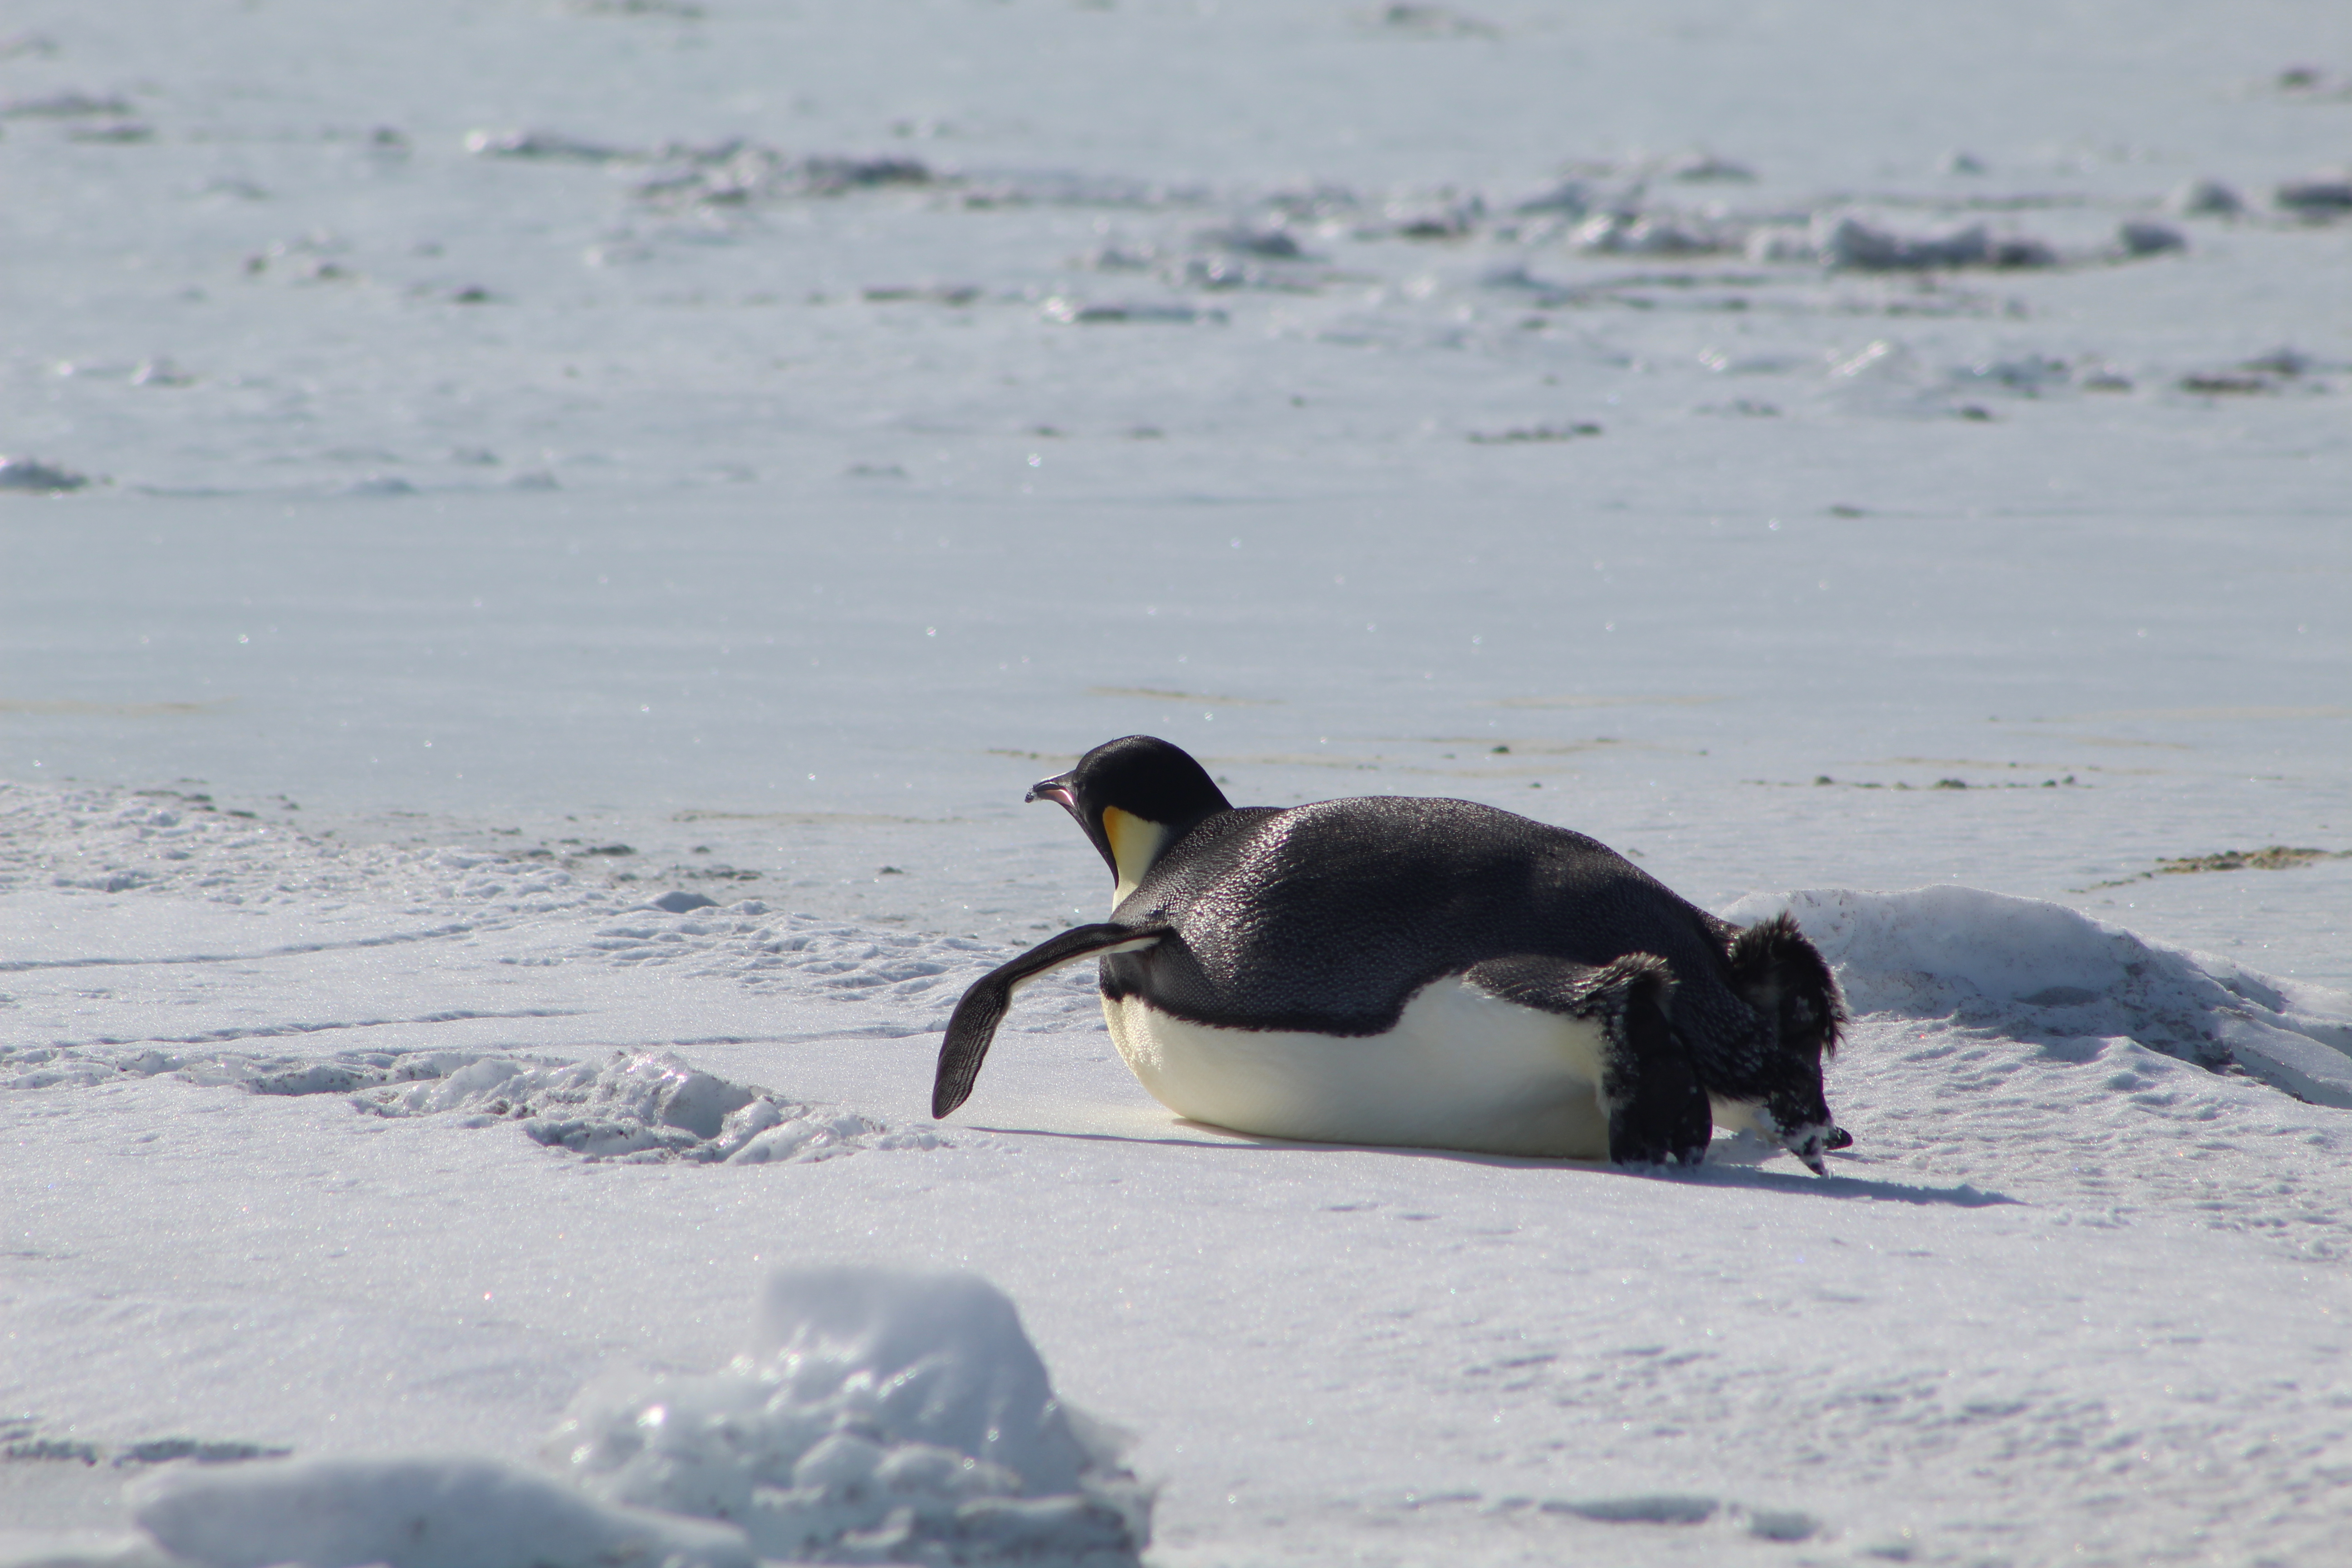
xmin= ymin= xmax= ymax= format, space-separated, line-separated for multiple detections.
xmin=1100 ymin=795 xmax=1775 ymax=1086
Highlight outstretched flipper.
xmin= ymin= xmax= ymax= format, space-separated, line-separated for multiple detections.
xmin=932 ymin=923 xmax=1170 ymax=1118
xmin=1461 ymin=952 xmax=1710 ymax=1169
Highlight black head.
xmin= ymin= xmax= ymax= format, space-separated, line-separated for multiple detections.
xmin=1727 ymin=912 xmax=1848 ymax=1171
xmin=1027 ymin=735 xmax=1232 ymax=895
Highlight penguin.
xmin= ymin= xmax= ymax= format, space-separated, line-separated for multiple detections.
xmin=933 ymin=735 xmax=1845 ymax=1173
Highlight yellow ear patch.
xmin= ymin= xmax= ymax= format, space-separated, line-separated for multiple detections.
xmin=1102 ymin=806 xmax=1171 ymax=907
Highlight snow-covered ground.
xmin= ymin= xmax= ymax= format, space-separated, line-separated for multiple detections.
xmin=5 ymin=2 xmax=2351 ymax=1563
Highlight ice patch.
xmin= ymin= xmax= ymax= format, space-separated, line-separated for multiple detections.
xmin=1724 ymin=887 xmax=2352 ymax=1106
xmin=550 ymin=1266 xmax=1150 ymax=1565
xmin=128 ymin=1455 xmax=753 ymax=1568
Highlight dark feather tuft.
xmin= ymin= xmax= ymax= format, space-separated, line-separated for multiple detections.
xmin=1728 ymin=912 xmax=1846 ymax=1057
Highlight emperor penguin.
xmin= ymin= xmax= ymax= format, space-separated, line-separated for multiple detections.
xmin=932 ymin=735 xmax=1845 ymax=1172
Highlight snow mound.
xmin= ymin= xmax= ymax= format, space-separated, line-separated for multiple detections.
xmin=0 ymin=1043 xmax=940 ymax=1165
xmin=1725 ymin=887 xmax=2352 ymax=1107
xmin=127 ymin=1454 xmax=752 ymax=1568
xmin=550 ymin=1267 xmax=1150 ymax=1565
xmin=353 ymin=1049 xmax=948 ymax=1164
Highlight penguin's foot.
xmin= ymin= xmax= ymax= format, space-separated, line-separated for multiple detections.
xmin=1608 ymin=1135 xmax=1711 ymax=1172
xmin=1605 ymin=1066 xmax=1715 ymax=1170
xmin=1593 ymin=962 xmax=1711 ymax=1171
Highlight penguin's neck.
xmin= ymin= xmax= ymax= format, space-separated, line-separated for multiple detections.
xmin=1102 ymin=806 xmax=1171 ymax=907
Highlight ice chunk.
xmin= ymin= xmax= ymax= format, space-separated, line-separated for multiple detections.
xmin=1039 ymin=297 xmax=1224 ymax=325
xmin=1816 ymin=216 xmax=2054 ymax=271
xmin=2117 ymin=220 xmax=2186 ymax=256
xmin=1744 ymin=225 xmax=1816 ymax=263
xmin=1569 ymin=212 xmax=1725 ymax=255
xmin=464 ymin=128 xmax=630 ymax=162
xmin=2275 ymin=175 xmax=2352 ymax=215
xmin=1510 ymin=179 xmax=1595 ymax=216
xmin=0 ymin=456 xmax=91 ymax=493
xmin=1818 ymin=216 xmax=1984 ymax=270
xmin=1661 ymin=151 xmax=1754 ymax=182
xmin=128 ymin=1454 xmax=751 ymax=1568
xmin=2166 ymin=177 xmax=2243 ymax=215
xmin=551 ymin=1266 xmax=1150 ymax=1563
xmin=1195 ymin=224 xmax=1305 ymax=259
xmin=746 ymin=1269 xmax=1098 ymax=1491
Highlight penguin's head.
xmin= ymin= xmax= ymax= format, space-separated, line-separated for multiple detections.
xmin=1726 ymin=912 xmax=1847 ymax=1173
xmin=1027 ymin=735 xmax=1233 ymax=905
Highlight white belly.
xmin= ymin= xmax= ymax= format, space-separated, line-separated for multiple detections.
xmin=1101 ymin=975 xmax=1613 ymax=1159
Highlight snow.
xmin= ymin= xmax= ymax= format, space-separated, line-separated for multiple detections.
xmin=131 ymin=1455 xmax=753 ymax=1568
xmin=5 ymin=0 xmax=2352 ymax=1563
xmin=10 ymin=799 xmax=2352 ymax=1568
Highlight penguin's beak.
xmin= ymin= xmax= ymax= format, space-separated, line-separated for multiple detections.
xmin=1025 ymin=774 xmax=1079 ymax=812
xmin=1028 ymin=770 xmax=1118 ymax=880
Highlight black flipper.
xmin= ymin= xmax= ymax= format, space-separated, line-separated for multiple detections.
xmin=932 ymin=923 xmax=1169 ymax=1119
xmin=1462 ymin=952 xmax=1710 ymax=1169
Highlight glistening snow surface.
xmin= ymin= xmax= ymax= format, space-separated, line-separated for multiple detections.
xmin=5 ymin=1 xmax=2352 ymax=1564
xmin=7 ymin=796 xmax=2352 ymax=1566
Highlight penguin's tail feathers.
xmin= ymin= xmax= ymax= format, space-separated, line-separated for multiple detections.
xmin=931 ymin=922 xmax=1169 ymax=1119
xmin=1727 ymin=911 xmax=1846 ymax=1058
